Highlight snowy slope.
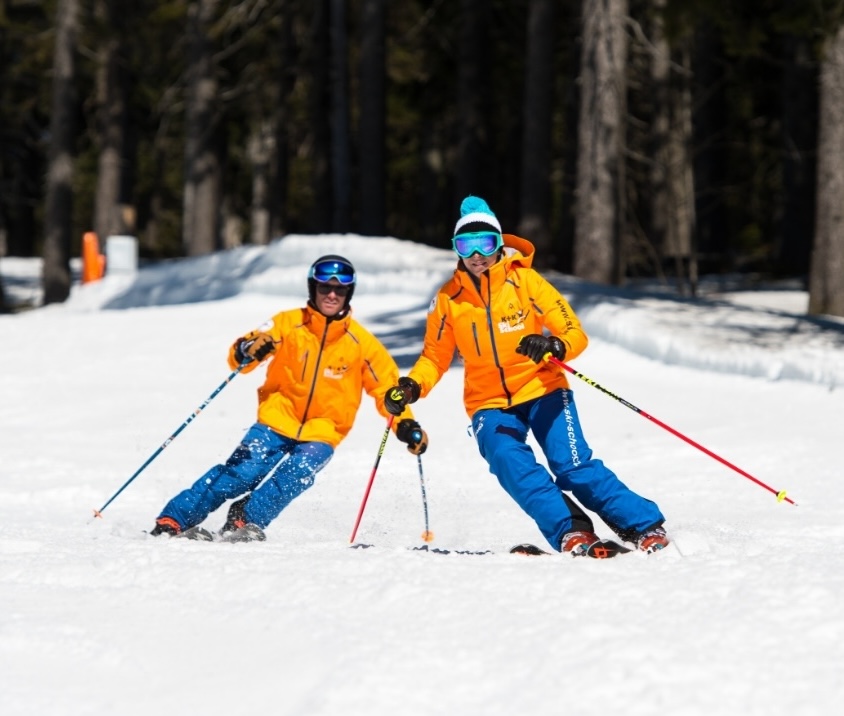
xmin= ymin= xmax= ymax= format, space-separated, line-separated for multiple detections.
xmin=1 ymin=235 xmax=842 ymax=716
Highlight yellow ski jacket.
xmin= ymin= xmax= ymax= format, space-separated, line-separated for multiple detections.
xmin=408 ymin=234 xmax=588 ymax=417
xmin=228 ymin=305 xmax=413 ymax=447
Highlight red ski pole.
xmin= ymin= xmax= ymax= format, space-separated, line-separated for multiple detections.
xmin=349 ymin=416 xmax=395 ymax=543
xmin=547 ymin=356 xmax=796 ymax=505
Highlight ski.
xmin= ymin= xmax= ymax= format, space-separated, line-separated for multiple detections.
xmin=180 ymin=526 xmax=215 ymax=541
xmin=350 ymin=543 xmax=493 ymax=555
xmin=351 ymin=541 xmax=633 ymax=558
xmin=218 ymin=524 xmax=266 ymax=543
xmin=410 ymin=544 xmax=493 ymax=556
xmin=509 ymin=543 xmax=553 ymax=556
xmin=582 ymin=539 xmax=632 ymax=558
xmin=145 ymin=525 xmax=215 ymax=541
xmin=149 ymin=532 xmax=635 ymax=555
xmin=510 ymin=540 xmax=632 ymax=559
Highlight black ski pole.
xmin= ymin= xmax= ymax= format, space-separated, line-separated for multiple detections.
xmin=92 ymin=364 xmax=247 ymax=518
xmin=417 ymin=454 xmax=434 ymax=543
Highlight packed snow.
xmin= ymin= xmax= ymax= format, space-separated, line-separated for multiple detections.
xmin=2 ymin=234 xmax=843 ymax=716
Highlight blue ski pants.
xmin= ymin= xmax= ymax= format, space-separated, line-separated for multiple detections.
xmin=158 ymin=422 xmax=334 ymax=530
xmin=471 ymin=389 xmax=664 ymax=550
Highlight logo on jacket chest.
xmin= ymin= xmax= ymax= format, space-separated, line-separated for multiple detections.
xmin=497 ymin=306 xmax=528 ymax=334
xmin=323 ymin=362 xmax=349 ymax=380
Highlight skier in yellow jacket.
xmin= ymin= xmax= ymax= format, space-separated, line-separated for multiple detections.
xmin=152 ymin=255 xmax=427 ymax=541
xmin=385 ymin=196 xmax=668 ymax=557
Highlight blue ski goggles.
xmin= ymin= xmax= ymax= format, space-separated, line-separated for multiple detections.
xmin=309 ymin=258 xmax=356 ymax=285
xmin=452 ymin=231 xmax=503 ymax=259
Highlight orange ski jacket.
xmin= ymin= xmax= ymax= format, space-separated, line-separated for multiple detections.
xmin=228 ymin=305 xmax=414 ymax=447
xmin=408 ymin=234 xmax=588 ymax=418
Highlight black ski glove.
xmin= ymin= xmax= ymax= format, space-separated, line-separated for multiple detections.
xmin=385 ymin=376 xmax=421 ymax=415
xmin=516 ymin=334 xmax=566 ymax=364
xmin=396 ymin=419 xmax=428 ymax=455
xmin=235 ymin=333 xmax=275 ymax=364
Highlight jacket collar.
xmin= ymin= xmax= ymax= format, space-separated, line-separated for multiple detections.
xmin=303 ymin=303 xmax=351 ymax=341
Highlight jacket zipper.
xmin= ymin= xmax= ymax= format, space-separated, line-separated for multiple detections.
xmin=297 ymin=323 xmax=329 ymax=438
xmin=478 ymin=273 xmax=512 ymax=406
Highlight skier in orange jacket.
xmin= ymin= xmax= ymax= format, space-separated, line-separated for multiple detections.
xmin=384 ymin=197 xmax=668 ymax=556
xmin=152 ymin=255 xmax=426 ymax=541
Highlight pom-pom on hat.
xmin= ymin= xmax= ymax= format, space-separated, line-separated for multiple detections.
xmin=453 ymin=196 xmax=502 ymax=236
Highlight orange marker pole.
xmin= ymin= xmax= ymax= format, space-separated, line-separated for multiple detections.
xmin=81 ymin=232 xmax=105 ymax=283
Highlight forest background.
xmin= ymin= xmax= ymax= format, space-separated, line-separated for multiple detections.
xmin=2 ymin=0 xmax=844 ymax=316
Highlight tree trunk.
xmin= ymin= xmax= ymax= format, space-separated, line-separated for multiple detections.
xmin=457 ymin=0 xmax=489 ymax=200
xmin=330 ymin=0 xmax=351 ymax=231
xmin=93 ymin=0 xmax=128 ymax=244
xmin=518 ymin=0 xmax=555 ymax=263
xmin=558 ymin=1 xmax=582 ymax=274
xmin=0 ymin=212 xmax=7 ymax=307
xmin=809 ymin=24 xmax=844 ymax=318
xmin=358 ymin=0 xmax=386 ymax=236
xmin=42 ymin=0 xmax=78 ymax=305
xmin=779 ymin=33 xmax=817 ymax=282
xmin=649 ymin=0 xmax=695 ymax=294
xmin=271 ymin=7 xmax=296 ymax=238
xmin=249 ymin=120 xmax=273 ymax=245
xmin=574 ymin=0 xmax=627 ymax=284
xmin=690 ymin=22 xmax=729 ymax=270
xmin=309 ymin=0 xmax=332 ymax=232
xmin=182 ymin=0 xmax=221 ymax=257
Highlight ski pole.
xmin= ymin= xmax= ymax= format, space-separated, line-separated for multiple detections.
xmin=92 ymin=364 xmax=247 ymax=518
xmin=417 ymin=454 xmax=434 ymax=543
xmin=349 ymin=416 xmax=394 ymax=543
xmin=547 ymin=356 xmax=796 ymax=505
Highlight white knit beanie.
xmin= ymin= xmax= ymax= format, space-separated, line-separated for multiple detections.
xmin=453 ymin=196 xmax=502 ymax=235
